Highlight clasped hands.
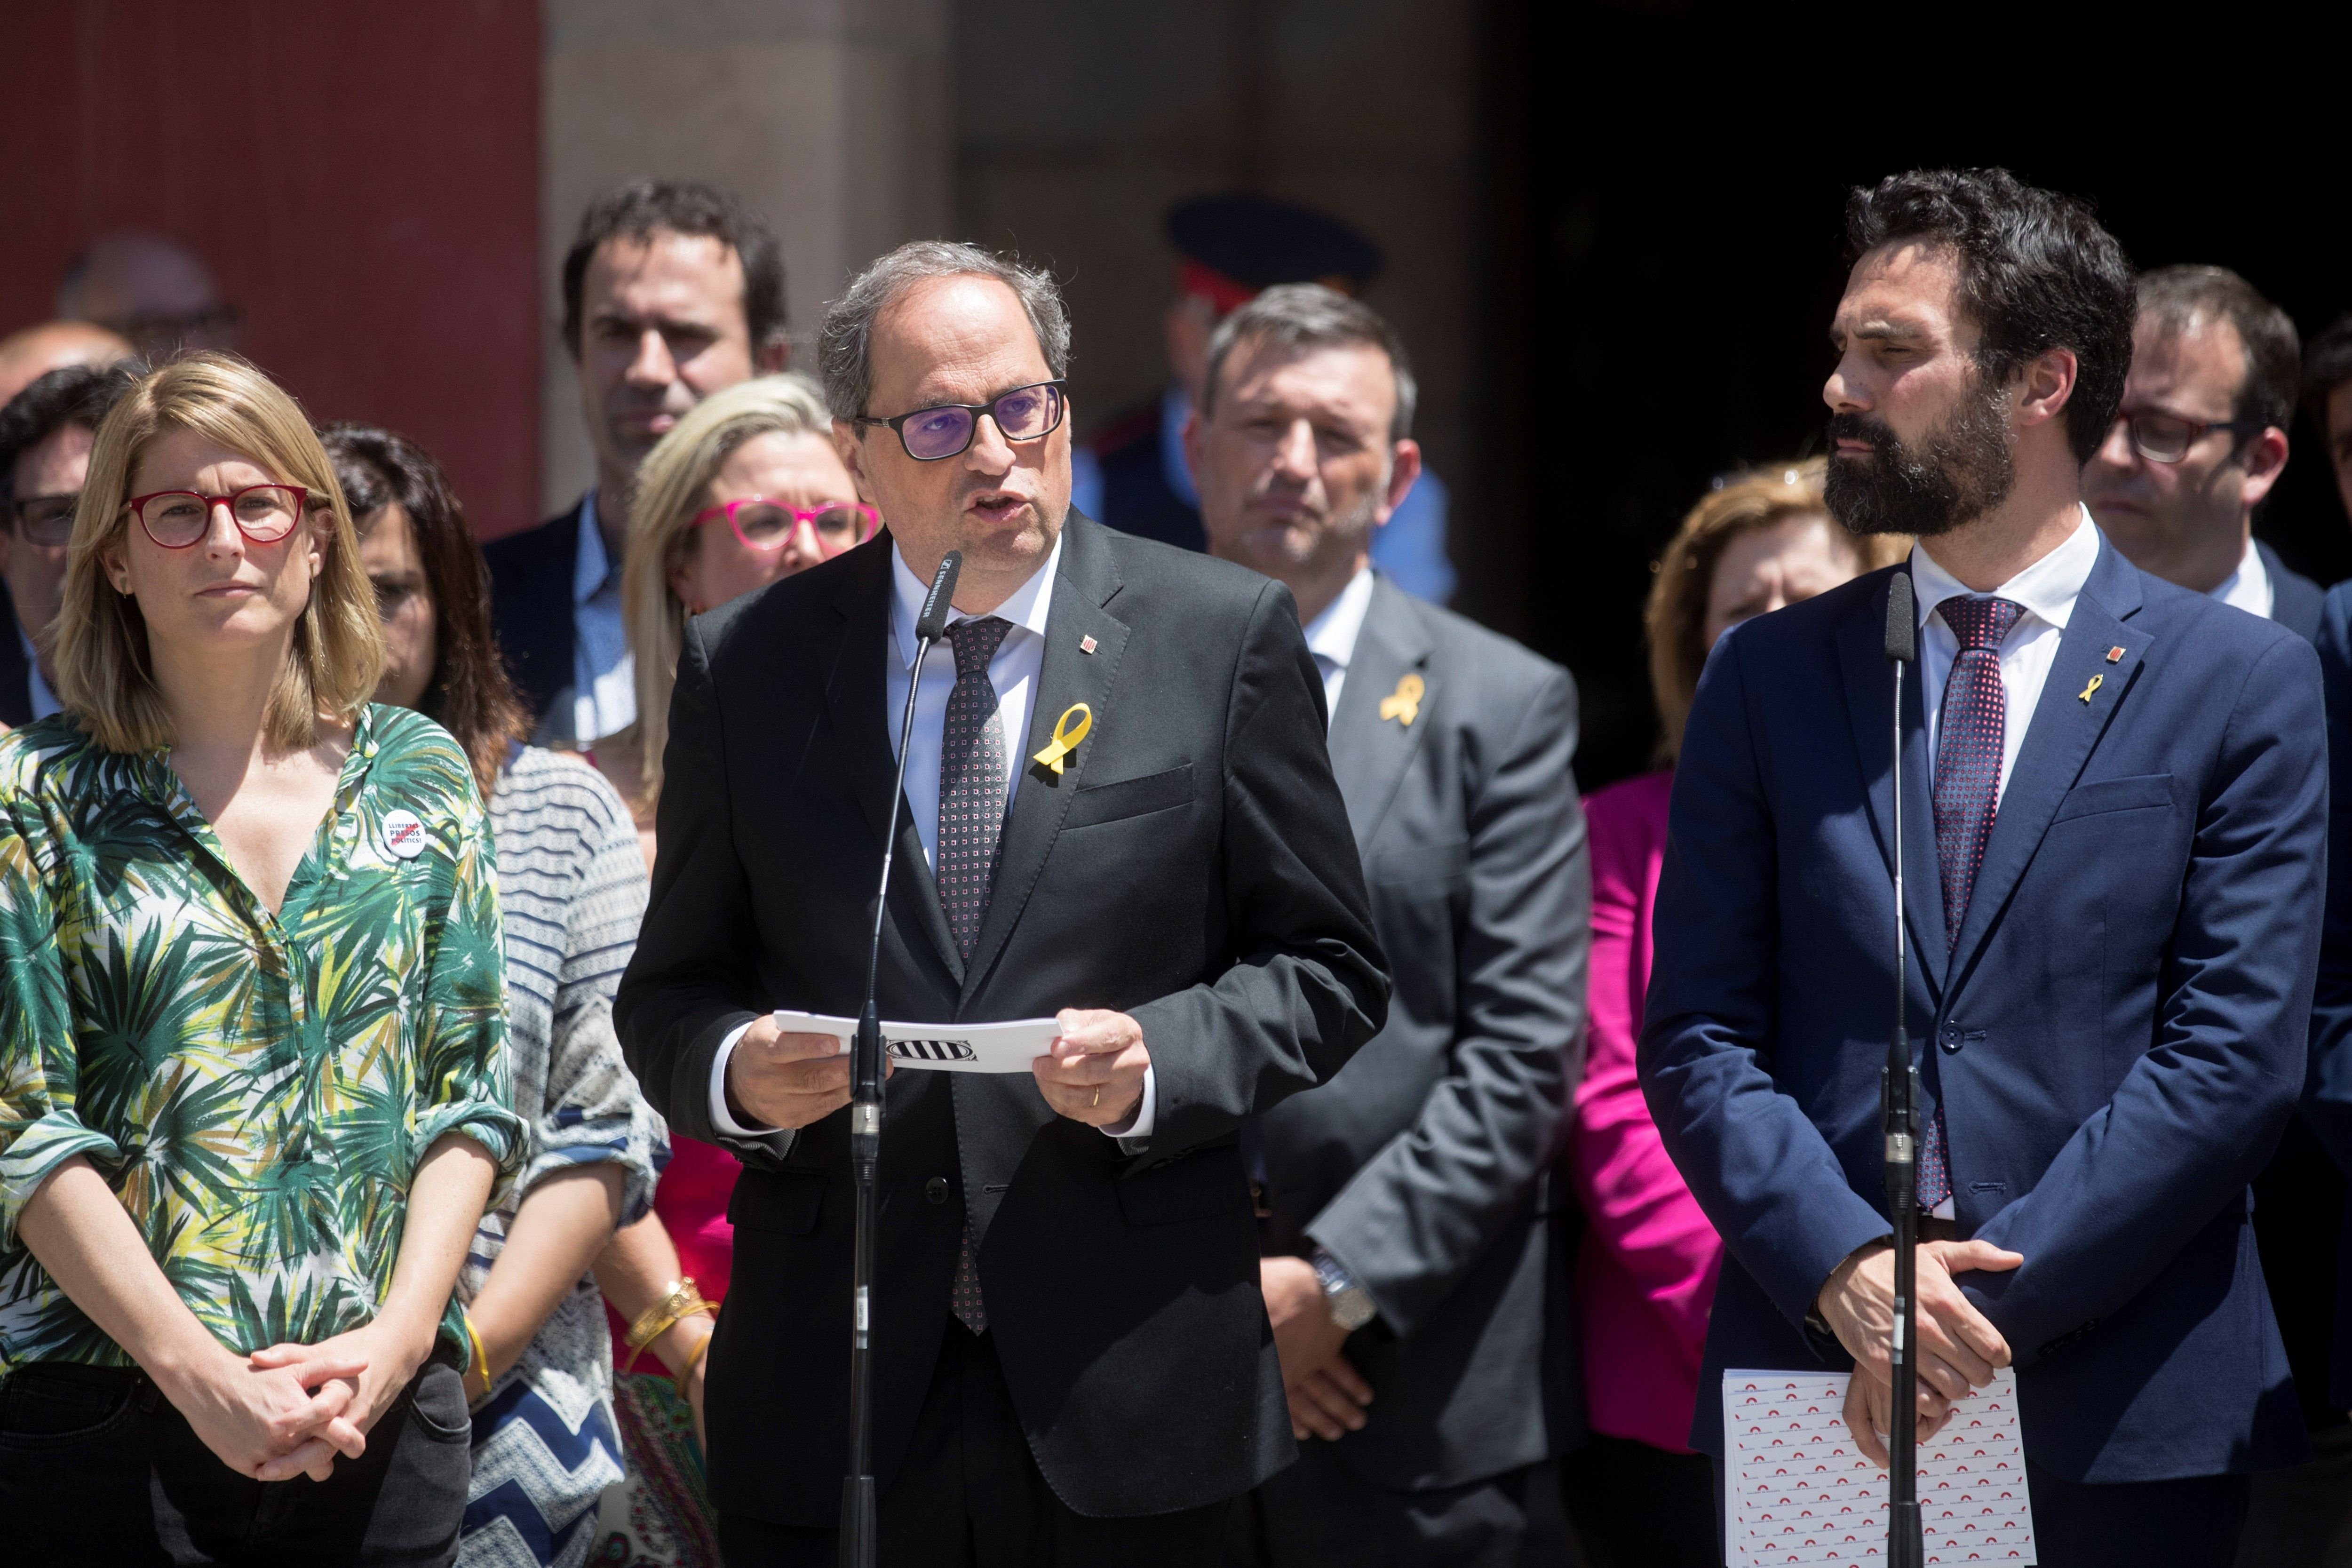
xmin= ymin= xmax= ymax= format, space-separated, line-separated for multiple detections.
xmin=1815 ymin=1237 xmax=2023 ymax=1467
xmin=724 ymin=1008 xmax=1149 ymax=1131
xmin=162 ymin=1314 xmax=433 ymax=1483
xmin=1261 ymin=1257 xmax=1372 ymax=1443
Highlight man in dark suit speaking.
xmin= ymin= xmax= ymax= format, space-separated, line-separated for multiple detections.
xmin=615 ymin=240 xmax=1389 ymax=1566
xmin=1189 ymin=284 xmax=1587 ymax=1565
xmin=1640 ymin=169 xmax=2327 ymax=1566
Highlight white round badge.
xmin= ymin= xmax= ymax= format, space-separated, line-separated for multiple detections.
xmin=381 ymin=809 xmax=428 ymax=861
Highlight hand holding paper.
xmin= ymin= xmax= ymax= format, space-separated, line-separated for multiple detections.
xmin=1816 ymin=1237 xmax=2022 ymax=1462
xmin=1034 ymin=1008 xmax=1150 ymax=1128
xmin=725 ymin=1015 xmax=872 ymax=1131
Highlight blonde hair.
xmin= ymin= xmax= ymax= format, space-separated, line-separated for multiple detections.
xmin=1645 ymin=459 xmax=1907 ymax=764
xmin=618 ymin=371 xmax=836 ymax=804
xmin=54 ymin=352 xmax=385 ymax=754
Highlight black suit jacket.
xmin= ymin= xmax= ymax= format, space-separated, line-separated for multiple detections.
xmin=0 ymin=593 xmax=33 ymax=729
xmin=1255 ymin=575 xmax=1589 ymax=1491
xmin=614 ymin=513 xmax=1390 ymax=1525
xmin=482 ymin=501 xmax=584 ymax=727
xmin=2260 ymin=540 xmax=2325 ymax=642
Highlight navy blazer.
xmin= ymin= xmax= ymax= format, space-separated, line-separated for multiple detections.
xmin=2261 ymin=540 xmax=2326 ymax=644
xmin=482 ymin=500 xmax=585 ymax=728
xmin=1641 ymin=537 xmax=2326 ymax=1484
xmin=0 ymin=593 xmax=33 ymax=729
xmin=2300 ymin=582 xmax=2352 ymax=1407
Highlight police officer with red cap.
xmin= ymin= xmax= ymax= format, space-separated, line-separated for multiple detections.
xmin=1073 ymin=193 xmax=1455 ymax=602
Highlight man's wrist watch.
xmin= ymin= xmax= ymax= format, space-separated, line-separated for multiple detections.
xmin=1311 ymin=1246 xmax=1376 ymax=1332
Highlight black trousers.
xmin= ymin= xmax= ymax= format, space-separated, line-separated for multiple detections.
xmin=0 ymin=1353 xmax=472 ymax=1566
xmin=1712 ymin=1450 xmax=2251 ymax=1568
xmin=717 ymin=1321 xmax=1234 ymax=1568
xmin=1559 ymin=1434 xmax=1717 ymax=1568
xmin=2234 ymin=1424 xmax=2352 ymax=1568
xmin=1226 ymin=1437 xmax=1573 ymax=1567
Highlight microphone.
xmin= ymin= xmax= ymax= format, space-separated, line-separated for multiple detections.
xmin=842 ymin=549 xmax=960 ymax=1568
xmin=1881 ymin=568 xmax=1923 ymax=1568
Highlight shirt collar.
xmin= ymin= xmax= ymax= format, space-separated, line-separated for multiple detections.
xmin=572 ymin=490 xmax=613 ymax=607
xmin=1910 ymin=503 xmax=2101 ymax=635
xmin=890 ymin=528 xmax=1064 ymax=669
xmin=1300 ymin=565 xmax=1377 ymax=670
xmin=2207 ymin=532 xmax=2265 ymax=605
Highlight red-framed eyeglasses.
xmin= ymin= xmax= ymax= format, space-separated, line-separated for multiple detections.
xmin=692 ymin=498 xmax=879 ymax=557
xmin=126 ymin=484 xmax=311 ymax=549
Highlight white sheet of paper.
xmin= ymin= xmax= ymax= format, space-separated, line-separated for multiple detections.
xmin=769 ymin=1011 xmax=1060 ymax=1075
xmin=1722 ymin=1366 xmax=2035 ymax=1565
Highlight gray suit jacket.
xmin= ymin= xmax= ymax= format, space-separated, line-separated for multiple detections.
xmin=1253 ymin=572 xmax=1591 ymax=1490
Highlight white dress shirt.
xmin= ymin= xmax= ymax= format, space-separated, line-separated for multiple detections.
xmin=1300 ymin=565 xmax=1377 ymax=724
xmin=1910 ymin=506 xmax=2103 ymax=807
xmin=569 ymin=491 xmax=636 ymax=746
xmin=2206 ymin=533 xmax=2274 ymax=621
xmin=1908 ymin=505 xmax=2101 ymax=1219
xmin=710 ymin=531 xmax=1154 ymax=1144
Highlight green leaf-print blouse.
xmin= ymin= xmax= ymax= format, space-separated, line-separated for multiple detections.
xmin=0 ymin=703 xmax=524 ymax=1370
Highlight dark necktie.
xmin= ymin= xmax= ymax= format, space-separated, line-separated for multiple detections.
xmin=1921 ymin=594 xmax=2022 ymax=1210
xmin=937 ymin=614 xmax=1011 ymax=1331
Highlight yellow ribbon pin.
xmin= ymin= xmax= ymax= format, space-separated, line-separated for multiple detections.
xmin=1032 ymin=702 xmax=1092 ymax=775
xmin=1380 ymin=672 xmax=1425 ymax=726
xmin=2078 ymin=674 xmax=2103 ymax=704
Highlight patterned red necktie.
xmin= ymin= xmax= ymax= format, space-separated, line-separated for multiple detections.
xmin=938 ymin=615 xmax=1011 ymax=1332
xmin=1921 ymin=595 xmax=2022 ymax=1210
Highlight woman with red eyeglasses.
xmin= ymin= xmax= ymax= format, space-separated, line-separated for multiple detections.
xmin=580 ymin=370 xmax=873 ymax=1566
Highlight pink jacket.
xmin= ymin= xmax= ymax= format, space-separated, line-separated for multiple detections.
xmin=1569 ymin=770 xmax=1722 ymax=1453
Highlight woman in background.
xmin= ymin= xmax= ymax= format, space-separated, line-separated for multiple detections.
xmin=0 ymin=354 xmax=518 ymax=1560
xmin=1562 ymin=460 xmax=1906 ymax=1567
xmin=584 ymin=371 xmax=874 ymax=1566
xmin=325 ymin=423 xmax=668 ymax=1568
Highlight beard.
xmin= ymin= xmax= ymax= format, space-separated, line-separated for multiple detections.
xmin=1823 ymin=382 xmax=2016 ymax=538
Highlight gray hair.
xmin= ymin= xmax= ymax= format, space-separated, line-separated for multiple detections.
xmin=1201 ymin=283 xmax=1417 ymax=440
xmin=819 ymin=240 xmax=1073 ymax=423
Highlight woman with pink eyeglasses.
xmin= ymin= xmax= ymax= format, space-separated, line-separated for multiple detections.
xmin=580 ymin=370 xmax=874 ymax=1566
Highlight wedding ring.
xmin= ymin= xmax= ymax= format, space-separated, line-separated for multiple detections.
xmin=1092 ymin=1086 xmax=1101 ymax=1109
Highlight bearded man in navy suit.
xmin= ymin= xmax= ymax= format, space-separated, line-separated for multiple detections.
xmin=1640 ymin=168 xmax=2327 ymax=1568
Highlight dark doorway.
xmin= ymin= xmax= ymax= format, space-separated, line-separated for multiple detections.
xmin=1513 ymin=5 xmax=2351 ymax=789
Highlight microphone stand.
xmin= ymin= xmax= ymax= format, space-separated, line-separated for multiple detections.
xmin=842 ymin=549 xmax=961 ymax=1568
xmin=1881 ymin=570 xmax=1923 ymax=1568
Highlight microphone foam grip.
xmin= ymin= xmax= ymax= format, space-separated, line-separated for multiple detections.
xmin=917 ymin=551 xmax=962 ymax=641
xmin=1884 ymin=568 xmax=1916 ymax=665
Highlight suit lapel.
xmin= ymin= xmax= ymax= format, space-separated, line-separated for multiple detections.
xmin=958 ymin=518 xmax=1129 ymax=1010
xmin=1837 ymin=573 xmax=1947 ymax=990
xmin=822 ymin=537 xmax=962 ymax=983
xmin=1327 ymin=576 xmax=1435 ymax=855
xmin=1944 ymin=541 xmax=2147 ymax=994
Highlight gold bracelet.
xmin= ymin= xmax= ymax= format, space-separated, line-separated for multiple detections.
xmin=674 ymin=1326 xmax=713 ymax=1394
xmin=624 ymin=1278 xmax=706 ymax=1351
xmin=620 ymin=1279 xmax=715 ymax=1373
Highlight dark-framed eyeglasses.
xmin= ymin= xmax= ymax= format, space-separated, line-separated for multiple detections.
xmin=691 ymin=498 xmax=880 ymax=557
xmin=2113 ymin=409 xmax=2269 ymax=465
xmin=126 ymin=484 xmax=310 ymax=549
xmin=853 ymin=380 xmax=1068 ymax=462
xmin=9 ymin=493 xmax=80 ymax=546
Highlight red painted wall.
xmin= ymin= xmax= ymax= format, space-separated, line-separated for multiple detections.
xmin=0 ymin=1 xmax=541 ymax=538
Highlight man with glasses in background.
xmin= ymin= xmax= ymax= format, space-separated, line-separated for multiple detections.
xmin=0 ymin=362 xmax=139 ymax=728
xmin=485 ymin=178 xmax=789 ymax=744
xmin=2082 ymin=268 xmax=2350 ymax=1567
xmin=616 ymin=239 xmax=1388 ymax=1565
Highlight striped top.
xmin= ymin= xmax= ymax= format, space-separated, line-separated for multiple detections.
xmin=458 ymin=745 xmax=666 ymax=1415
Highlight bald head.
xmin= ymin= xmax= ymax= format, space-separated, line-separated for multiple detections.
xmin=0 ymin=320 xmax=135 ymax=408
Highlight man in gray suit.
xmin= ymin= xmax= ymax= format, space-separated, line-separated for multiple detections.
xmin=1190 ymin=284 xmax=1589 ymax=1565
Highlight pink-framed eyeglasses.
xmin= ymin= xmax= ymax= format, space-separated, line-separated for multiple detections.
xmin=127 ymin=484 xmax=312 ymax=549
xmin=692 ymin=498 xmax=880 ymax=557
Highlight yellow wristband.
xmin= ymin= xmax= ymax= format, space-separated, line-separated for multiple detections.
xmin=462 ymin=1311 xmax=490 ymax=1397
